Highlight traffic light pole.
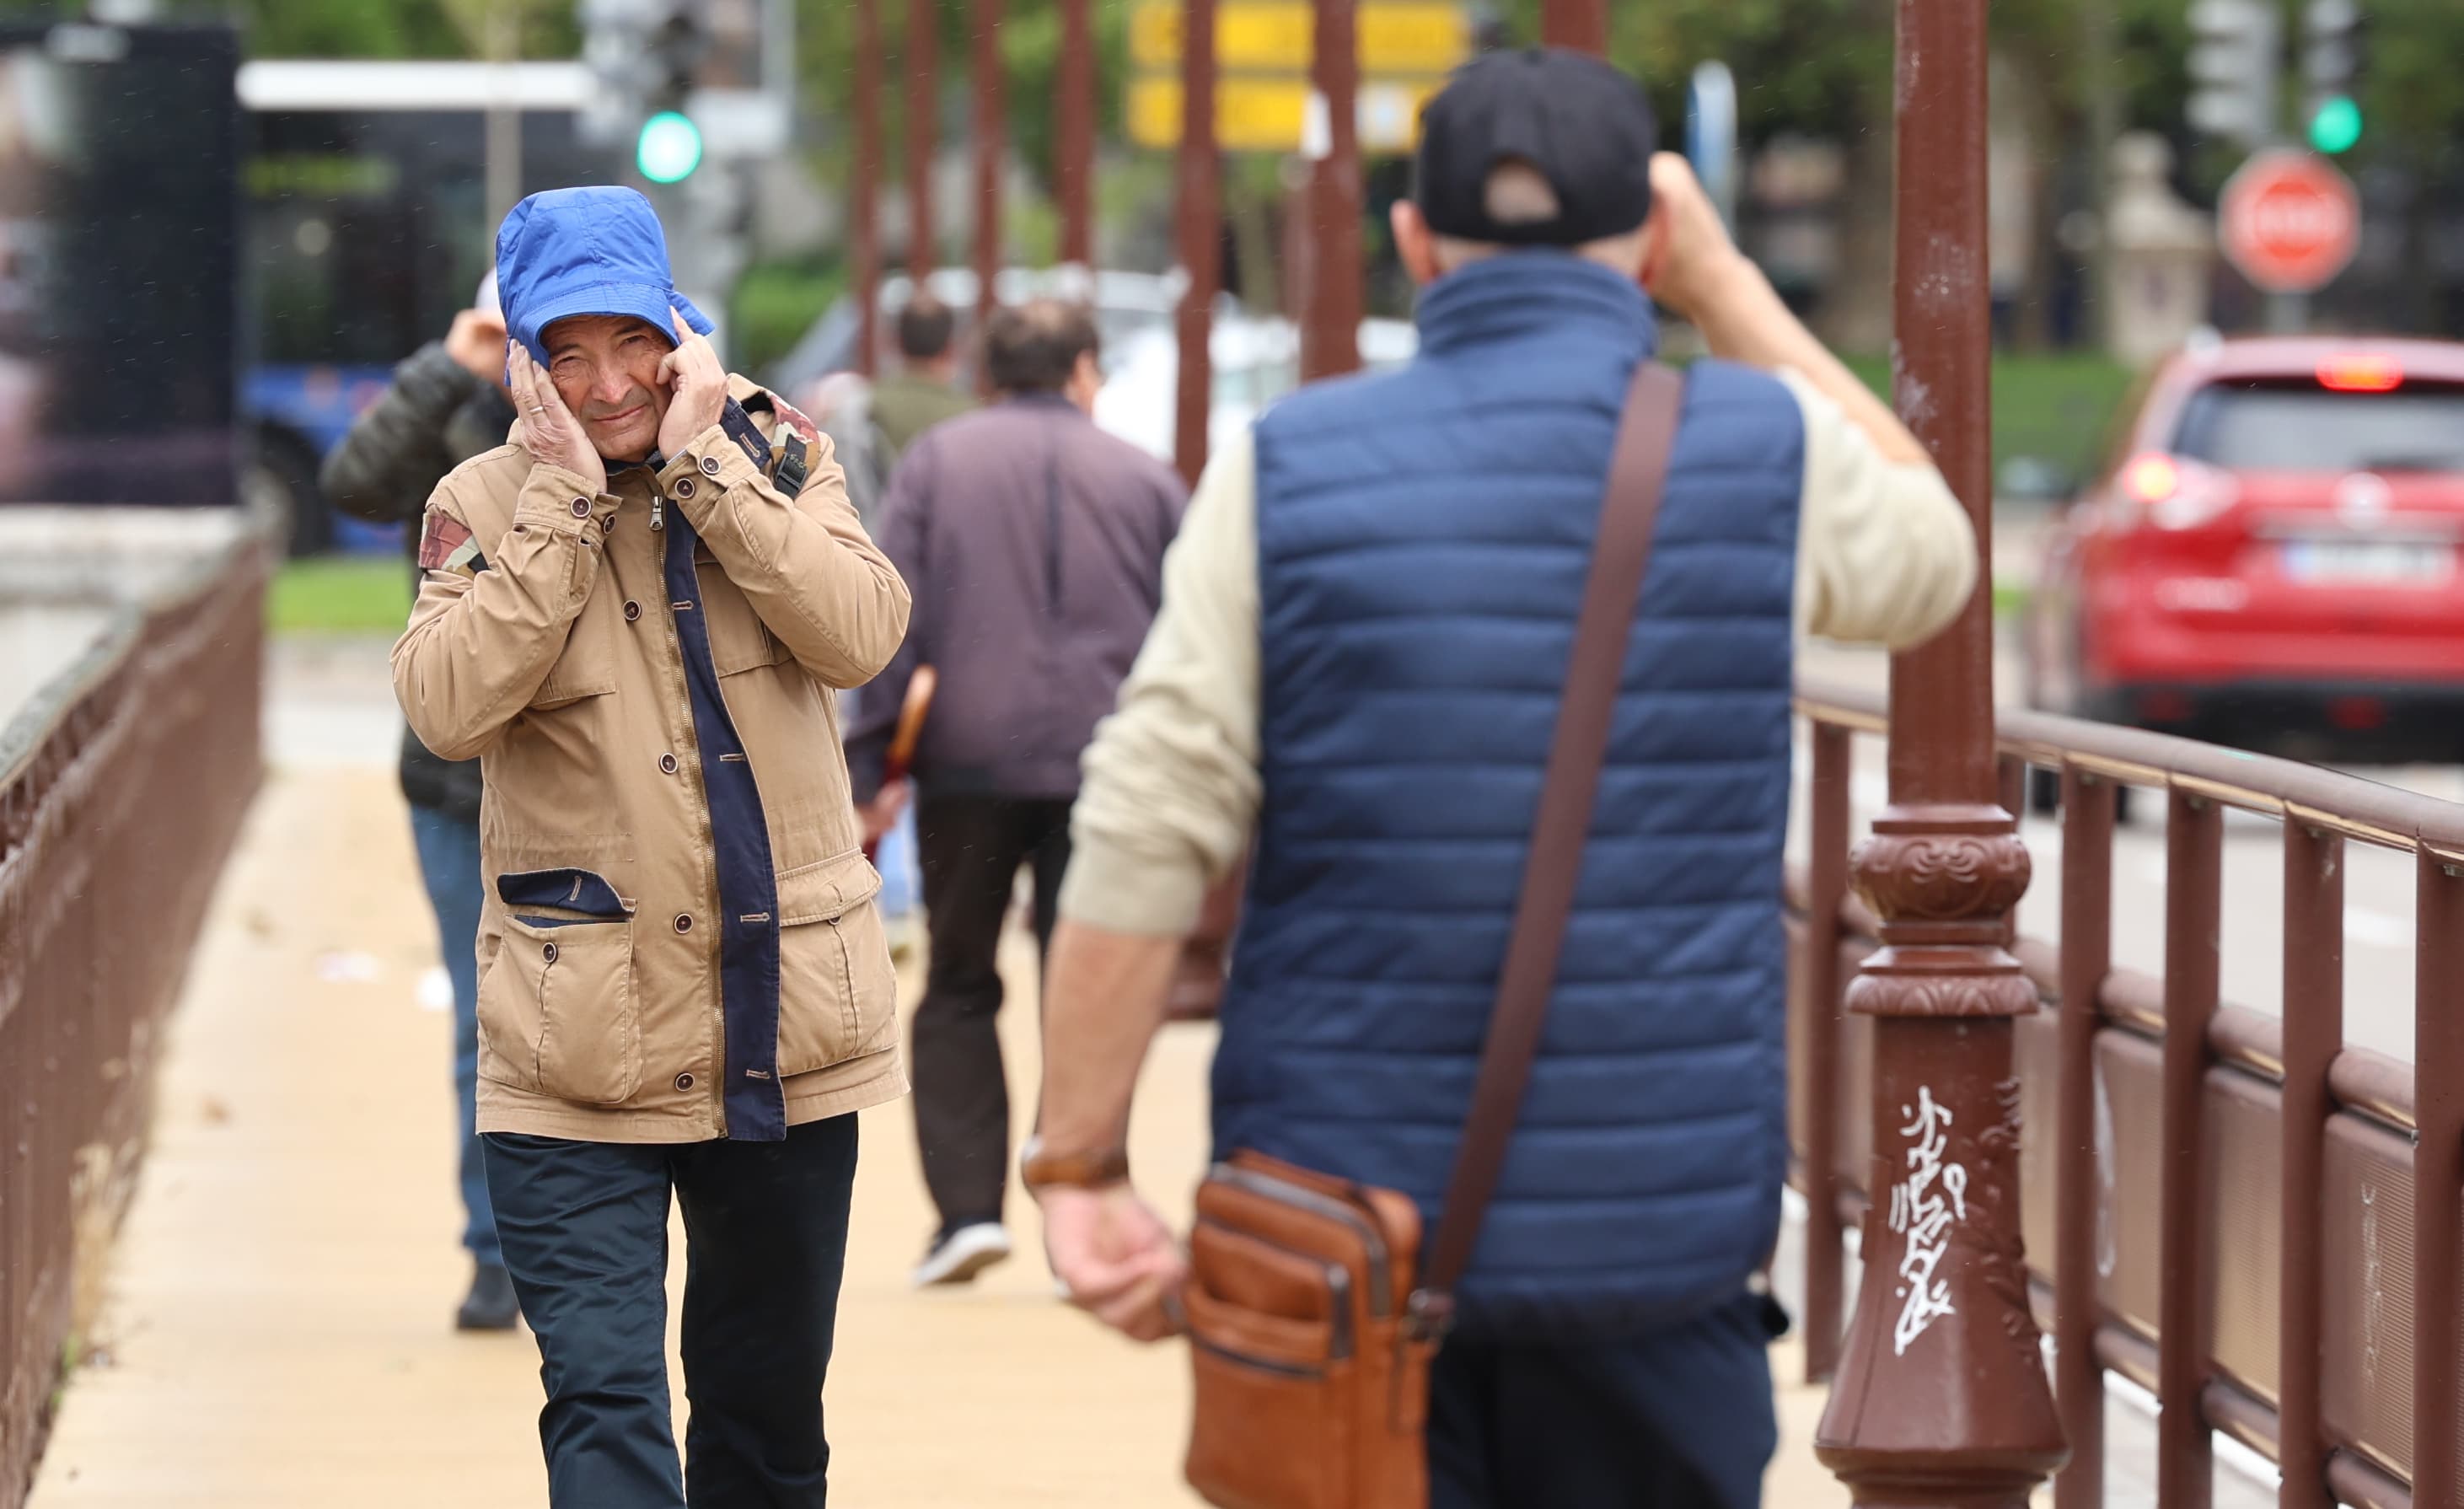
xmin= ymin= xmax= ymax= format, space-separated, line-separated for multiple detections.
xmin=1814 ymin=0 xmax=2067 ymax=1501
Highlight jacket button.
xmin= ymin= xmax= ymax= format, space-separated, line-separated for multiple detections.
xmin=674 ymin=1071 xmax=695 ymax=1092
xmin=674 ymin=913 xmax=694 ymax=934
xmin=624 ymin=600 xmax=641 ymax=621
xmin=674 ymin=476 xmax=696 ymax=500
xmin=541 ymin=942 xmax=558 ymax=964
xmin=659 ymin=753 xmax=678 ymax=775
xmin=700 ymin=454 xmax=722 ymax=476
xmin=570 ymin=497 xmax=591 ymax=518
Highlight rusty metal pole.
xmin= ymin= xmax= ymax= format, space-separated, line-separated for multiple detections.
xmin=1056 ymin=0 xmax=1094 ymax=269
xmin=970 ymin=0 xmax=1004 ymax=379
xmin=1812 ymin=0 xmax=2069 ymax=1503
xmin=905 ymin=0 xmax=937 ymax=281
xmin=853 ymin=0 xmax=883 ymax=377
xmin=1301 ymin=0 xmax=1361 ymax=379
xmin=1540 ymin=0 xmax=1608 ymax=55
xmin=1172 ymin=0 xmax=1218 ymax=486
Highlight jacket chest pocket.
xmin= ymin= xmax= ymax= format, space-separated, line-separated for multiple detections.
xmin=533 ymin=594 xmax=624 ymax=710
xmin=775 ymin=847 xmax=898 ymax=1078
xmin=695 ymin=546 xmax=796 ymax=677
xmin=476 ymin=868 xmax=642 ymax=1104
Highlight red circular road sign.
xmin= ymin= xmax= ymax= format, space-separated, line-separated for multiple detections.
xmin=2220 ymin=148 xmax=2361 ymax=295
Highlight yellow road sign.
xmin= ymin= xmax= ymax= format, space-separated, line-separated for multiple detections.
xmin=1130 ymin=2 xmax=1470 ymax=77
xmin=1128 ymin=74 xmax=1441 ymax=154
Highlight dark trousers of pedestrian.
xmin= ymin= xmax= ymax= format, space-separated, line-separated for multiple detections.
xmin=408 ymin=805 xmax=498 ymax=1267
xmin=483 ymin=1114 xmax=860 ymax=1508
xmin=911 ymin=791 xmax=1071 ymax=1235
xmin=1426 ymin=1297 xmax=1780 ymax=1509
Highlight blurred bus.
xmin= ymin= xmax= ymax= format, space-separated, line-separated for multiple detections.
xmin=239 ymin=61 xmax=620 ymax=554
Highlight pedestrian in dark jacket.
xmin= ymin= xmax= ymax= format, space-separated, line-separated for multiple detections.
xmin=847 ymin=298 xmax=1187 ymax=1287
xmin=317 ymin=271 xmax=520 ymax=1333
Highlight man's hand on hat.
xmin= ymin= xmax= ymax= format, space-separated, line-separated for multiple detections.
xmin=657 ymin=310 xmax=728 ymax=462
xmin=507 ymin=342 xmax=607 ymax=497
xmin=1640 ymin=153 xmax=1751 ymax=327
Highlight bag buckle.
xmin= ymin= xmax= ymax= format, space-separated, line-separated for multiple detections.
xmin=1404 ymin=1288 xmax=1454 ymax=1344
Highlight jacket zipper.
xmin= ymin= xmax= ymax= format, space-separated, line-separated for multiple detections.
xmin=1193 ymin=1216 xmax=1355 ymax=1360
xmin=1209 ymin=1164 xmax=1395 ymax=1318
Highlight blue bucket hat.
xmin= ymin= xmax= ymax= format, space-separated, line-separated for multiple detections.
xmin=495 ymin=186 xmax=714 ymax=366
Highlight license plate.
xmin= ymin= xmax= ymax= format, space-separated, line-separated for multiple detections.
xmin=2280 ymin=539 xmax=2455 ymax=583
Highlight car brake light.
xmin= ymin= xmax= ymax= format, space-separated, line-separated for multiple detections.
xmin=2317 ymin=356 xmax=2404 ymax=393
xmin=2111 ymin=451 xmax=2238 ymax=532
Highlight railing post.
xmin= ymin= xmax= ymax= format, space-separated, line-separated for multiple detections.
xmin=1813 ymin=0 xmax=2067 ymax=1501
xmin=1540 ymin=0 xmax=1607 ymax=55
xmin=1055 ymin=0 xmax=1094 ymax=270
xmin=1300 ymin=0 xmax=1360 ymax=380
xmin=2054 ymin=768 xmax=2116 ymax=1509
xmin=2412 ymin=851 xmax=2464 ymax=1509
xmin=2278 ymin=822 xmax=2343 ymax=1509
xmin=1802 ymin=722 xmax=1852 ymax=1383
xmin=969 ymin=0 xmax=1003 ymax=384
xmin=2157 ymin=789 xmax=2220 ymax=1509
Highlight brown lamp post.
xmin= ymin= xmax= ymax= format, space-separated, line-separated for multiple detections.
xmin=1057 ymin=0 xmax=1094 ymax=270
xmin=970 ymin=0 xmax=1003 ymax=383
xmin=852 ymin=0 xmax=883 ymax=378
xmin=1541 ymin=0 xmax=1608 ymax=55
xmin=1300 ymin=0 xmax=1361 ymax=380
xmin=905 ymin=0 xmax=937 ymax=282
xmin=1813 ymin=1 xmax=2069 ymax=1504
xmin=1172 ymin=0 xmax=1219 ymax=487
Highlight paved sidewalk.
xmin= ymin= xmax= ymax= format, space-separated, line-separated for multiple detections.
xmin=28 ymin=640 xmax=1844 ymax=1507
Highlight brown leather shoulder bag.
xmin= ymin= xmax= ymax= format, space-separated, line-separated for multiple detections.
xmin=1180 ymin=362 xmax=1687 ymax=1509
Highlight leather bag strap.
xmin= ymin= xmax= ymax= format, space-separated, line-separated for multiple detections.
xmin=1410 ymin=362 xmax=1687 ymax=1336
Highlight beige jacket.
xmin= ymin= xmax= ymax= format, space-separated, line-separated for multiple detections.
xmin=1060 ymin=368 xmax=1980 ymax=936
xmin=393 ymin=377 xmax=912 ymax=1141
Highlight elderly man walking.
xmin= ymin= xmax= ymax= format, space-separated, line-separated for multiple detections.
xmin=849 ymin=298 xmax=1187 ymax=1288
xmin=392 ymin=186 xmax=908 ymax=1507
xmin=1028 ymin=51 xmax=1978 ymax=1506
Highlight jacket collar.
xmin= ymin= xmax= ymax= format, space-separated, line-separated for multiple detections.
xmin=1414 ymin=253 xmax=1659 ymax=359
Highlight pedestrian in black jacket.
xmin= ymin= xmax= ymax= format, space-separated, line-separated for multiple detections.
xmin=317 ymin=271 xmax=521 ymax=1332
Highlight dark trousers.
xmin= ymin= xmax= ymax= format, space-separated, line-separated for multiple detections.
xmin=483 ymin=1115 xmax=861 ymax=1508
xmin=911 ymin=791 xmax=1072 ymax=1234
xmin=1428 ymin=1319 xmax=1776 ymax=1509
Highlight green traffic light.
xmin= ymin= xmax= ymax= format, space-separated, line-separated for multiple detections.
xmin=2308 ymin=94 xmax=2363 ymax=154
xmin=637 ymin=110 xmax=703 ymax=184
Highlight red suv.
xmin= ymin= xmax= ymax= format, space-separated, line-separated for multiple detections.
xmin=2024 ymin=336 xmax=2464 ymax=776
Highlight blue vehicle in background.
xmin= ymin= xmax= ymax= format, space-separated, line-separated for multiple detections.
xmin=239 ymin=62 xmax=619 ymax=556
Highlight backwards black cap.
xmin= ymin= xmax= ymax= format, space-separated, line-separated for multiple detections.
xmin=1413 ymin=48 xmax=1657 ymax=247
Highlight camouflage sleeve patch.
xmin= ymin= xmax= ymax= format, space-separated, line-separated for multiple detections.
xmin=767 ymin=395 xmax=820 ymax=446
xmin=416 ymin=511 xmax=486 ymax=577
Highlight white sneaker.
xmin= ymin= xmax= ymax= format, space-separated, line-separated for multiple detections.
xmin=911 ymin=1222 xmax=1012 ymax=1288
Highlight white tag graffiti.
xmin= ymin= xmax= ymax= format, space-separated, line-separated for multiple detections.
xmin=1886 ymin=1086 xmax=1969 ymax=1356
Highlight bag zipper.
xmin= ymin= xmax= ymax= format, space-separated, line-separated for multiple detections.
xmin=1190 ymin=1332 xmax=1324 ymax=1381
xmin=1208 ymin=1164 xmax=1394 ymax=1317
xmin=1193 ymin=1216 xmax=1355 ymax=1360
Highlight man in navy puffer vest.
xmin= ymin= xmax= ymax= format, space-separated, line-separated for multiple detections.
xmin=1026 ymin=51 xmax=1978 ymax=1506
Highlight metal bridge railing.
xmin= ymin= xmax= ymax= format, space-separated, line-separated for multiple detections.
xmin=0 ymin=533 xmax=266 ymax=1509
xmin=1792 ymin=678 xmax=2464 ymax=1509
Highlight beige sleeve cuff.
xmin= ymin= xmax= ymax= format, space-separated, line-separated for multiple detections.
xmin=1780 ymin=368 xmax=1980 ymax=651
xmin=1059 ymin=431 xmax=1264 ymax=937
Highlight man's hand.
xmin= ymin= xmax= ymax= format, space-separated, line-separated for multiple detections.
xmin=445 ymin=309 xmax=510 ymax=387
xmin=1039 ymin=1183 xmax=1186 ymax=1343
xmin=860 ymin=778 xmax=910 ymax=846
xmin=658 ymin=310 xmax=730 ymax=459
xmin=1640 ymin=153 xmax=1752 ymax=328
xmin=508 ymin=343 xmax=607 ymax=497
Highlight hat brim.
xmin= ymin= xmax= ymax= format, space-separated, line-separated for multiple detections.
xmin=513 ymin=283 xmax=715 ymax=367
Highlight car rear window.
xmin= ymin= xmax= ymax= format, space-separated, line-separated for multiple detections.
xmin=2172 ymin=378 xmax=2464 ymax=474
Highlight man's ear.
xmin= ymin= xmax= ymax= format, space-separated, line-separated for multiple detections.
xmin=1392 ymin=201 xmax=1441 ymax=287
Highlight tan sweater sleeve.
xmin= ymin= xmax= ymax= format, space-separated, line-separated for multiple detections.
xmin=1780 ymin=368 xmax=1980 ymax=649
xmin=1059 ymin=431 xmax=1264 ymax=937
